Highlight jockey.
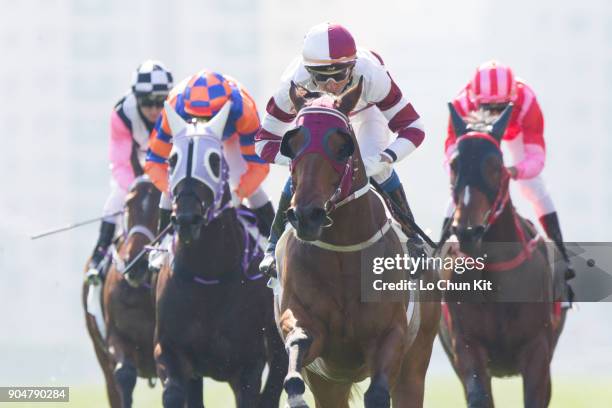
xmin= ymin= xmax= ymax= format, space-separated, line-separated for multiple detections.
xmin=87 ymin=60 xmax=173 ymax=284
xmin=255 ymin=22 xmax=426 ymax=275
xmin=144 ymin=70 xmax=274 ymax=237
xmin=444 ymin=60 xmax=574 ymax=279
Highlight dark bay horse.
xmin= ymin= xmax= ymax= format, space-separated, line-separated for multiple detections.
xmin=438 ymin=104 xmax=567 ymax=408
xmin=153 ymin=101 xmax=287 ymax=408
xmin=275 ymin=79 xmax=439 ymax=408
xmin=83 ymin=175 xmax=160 ymax=408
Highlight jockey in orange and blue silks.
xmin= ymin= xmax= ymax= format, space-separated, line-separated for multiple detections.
xmin=444 ymin=60 xmax=574 ymax=280
xmin=87 ymin=60 xmax=173 ymax=284
xmin=144 ymin=70 xmax=274 ymax=236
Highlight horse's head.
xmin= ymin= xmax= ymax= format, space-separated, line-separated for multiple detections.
xmin=448 ymin=103 xmax=513 ymax=254
xmin=281 ymin=77 xmax=365 ymax=241
xmin=164 ymin=101 xmax=232 ymax=245
xmin=121 ymin=176 xmax=160 ymax=285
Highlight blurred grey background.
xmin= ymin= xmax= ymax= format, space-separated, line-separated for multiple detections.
xmin=1 ymin=0 xmax=610 ymax=385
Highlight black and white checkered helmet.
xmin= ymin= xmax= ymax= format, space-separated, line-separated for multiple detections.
xmin=131 ymin=60 xmax=173 ymax=96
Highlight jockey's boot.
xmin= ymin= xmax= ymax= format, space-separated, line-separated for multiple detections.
xmin=386 ymin=183 xmax=426 ymax=260
xmin=252 ymin=201 xmax=275 ymax=237
xmin=259 ymin=192 xmax=291 ymax=278
xmin=87 ymin=221 xmax=116 ymax=285
xmin=539 ymin=212 xmax=575 ymax=280
xmin=540 ymin=211 xmax=574 ymax=308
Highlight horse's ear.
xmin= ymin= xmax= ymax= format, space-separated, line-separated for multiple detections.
xmin=448 ymin=102 xmax=468 ymax=137
xmin=336 ymin=76 xmax=363 ymax=115
xmin=289 ymin=81 xmax=308 ymax=112
xmin=164 ymin=100 xmax=187 ymax=136
xmin=206 ymin=101 xmax=232 ymax=140
xmin=490 ymin=103 xmax=514 ymax=141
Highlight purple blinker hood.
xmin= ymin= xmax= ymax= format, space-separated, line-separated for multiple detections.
xmin=286 ymin=100 xmax=356 ymax=208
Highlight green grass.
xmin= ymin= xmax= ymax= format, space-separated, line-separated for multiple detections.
xmin=4 ymin=376 xmax=609 ymax=407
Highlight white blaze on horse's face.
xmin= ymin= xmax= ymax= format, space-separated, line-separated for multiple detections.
xmin=165 ymin=101 xmax=232 ymax=198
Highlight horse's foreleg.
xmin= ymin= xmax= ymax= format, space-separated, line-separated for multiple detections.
xmin=259 ymin=321 xmax=288 ymax=408
xmin=453 ymin=339 xmax=493 ymax=408
xmin=364 ymin=326 xmax=406 ymax=408
xmin=154 ymin=342 xmax=188 ymax=408
xmin=230 ymin=361 xmax=265 ymax=408
xmin=520 ymin=334 xmax=552 ymax=408
xmin=186 ymin=377 xmax=204 ymax=408
xmin=284 ymin=326 xmax=314 ymax=408
xmin=107 ymin=332 xmax=137 ymax=408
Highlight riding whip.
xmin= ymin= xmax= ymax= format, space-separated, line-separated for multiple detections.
xmin=30 ymin=211 xmax=124 ymax=240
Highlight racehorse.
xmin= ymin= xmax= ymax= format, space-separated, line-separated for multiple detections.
xmin=83 ymin=175 xmax=160 ymax=408
xmin=438 ymin=104 xmax=567 ymax=408
xmin=275 ymin=79 xmax=440 ymax=408
xmin=153 ymin=101 xmax=287 ymax=408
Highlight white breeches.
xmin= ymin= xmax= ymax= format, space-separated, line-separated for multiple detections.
xmin=102 ymin=179 xmax=127 ymax=224
xmin=351 ymin=106 xmax=394 ymax=183
xmin=504 ymin=136 xmax=555 ymax=217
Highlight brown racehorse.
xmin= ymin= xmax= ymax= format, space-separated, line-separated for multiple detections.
xmin=275 ymin=79 xmax=439 ymax=408
xmin=153 ymin=102 xmax=287 ymax=408
xmin=438 ymin=104 xmax=567 ymax=408
xmin=83 ymin=175 xmax=160 ymax=408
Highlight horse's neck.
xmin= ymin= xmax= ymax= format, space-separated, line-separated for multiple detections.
xmin=485 ymin=199 xmax=519 ymax=242
xmin=175 ymin=209 xmax=244 ymax=278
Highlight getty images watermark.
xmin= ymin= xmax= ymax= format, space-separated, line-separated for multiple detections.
xmin=360 ymin=241 xmax=612 ymax=302
xmin=372 ymin=252 xmax=492 ymax=292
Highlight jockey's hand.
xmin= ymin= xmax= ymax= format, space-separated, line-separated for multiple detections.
xmin=363 ymin=155 xmax=387 ymax=176
xmin=506 ymin=166 xmax=518 ymax=179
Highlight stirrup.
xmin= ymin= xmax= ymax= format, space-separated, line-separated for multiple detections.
xmin=86 ymin=266 xmax=102 ymax=286
xmin=259 ymin=252 xmax=277 ymax=279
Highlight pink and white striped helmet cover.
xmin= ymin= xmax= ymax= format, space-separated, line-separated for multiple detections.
xmin=470 ymin=60 xmax=517 ymax=104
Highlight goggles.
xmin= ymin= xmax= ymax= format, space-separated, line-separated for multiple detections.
xmin=479 ymin=102 xmax=510 ymax=113
xmin=137 ymin=94 xmax=167 ymax=108
xmin=306 ymin=64 xmax=353 ymax=83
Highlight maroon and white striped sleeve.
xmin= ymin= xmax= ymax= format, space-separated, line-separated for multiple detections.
xmin=254 ymin=83 xmax=296 ymax=165
xmin=374 ymin=75 xmax=425 ymax=162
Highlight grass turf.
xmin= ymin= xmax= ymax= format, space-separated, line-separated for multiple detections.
xmin=6 ymin=376 xmax=609 ymax=407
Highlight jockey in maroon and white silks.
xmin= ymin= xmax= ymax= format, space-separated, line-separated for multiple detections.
xmin=256 ymin=22 xmax=427 ymax=275
xmin=444 ymin=60 xmax=574 ymax=279
xmin=255 ymin=25 xmax=425 ymax=175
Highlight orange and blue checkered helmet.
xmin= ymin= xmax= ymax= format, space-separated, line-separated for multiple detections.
xmin=183 ymin=71 xmax=233 ymax=118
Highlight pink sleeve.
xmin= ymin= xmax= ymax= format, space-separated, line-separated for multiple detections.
xmin=514 ymin=143 xmax=545 ymax=179
xmin=109 ymin=110 xmax=135 ymax=191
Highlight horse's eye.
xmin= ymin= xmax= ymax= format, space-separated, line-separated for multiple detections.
xmin=337 ymin=143 xmax=352 ymax=161
xmin=168 ymin=153 xmax=178 ymax=171
xmin=208 ymin=153 xmax=220 ymax=178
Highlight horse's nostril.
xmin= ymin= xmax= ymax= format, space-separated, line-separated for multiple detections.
xmin=286 ymin=208 xmax=298 ymax=226
xmin=309 ymin=207 xmax=327 ymax=223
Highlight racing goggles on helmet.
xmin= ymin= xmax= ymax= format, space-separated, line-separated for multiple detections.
xmin=137 ymin=94 xmax=167 ymax=108
xmin=306 ymin=63 xmax=354 ymax=83
xmin=479 ymin=101 xmax=510 ymax=114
